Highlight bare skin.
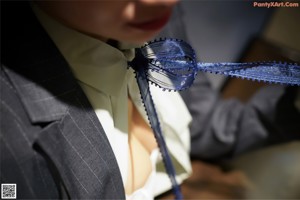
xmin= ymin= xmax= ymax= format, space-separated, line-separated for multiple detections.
xmin=35 ymin=0 xmax=178 ymax=44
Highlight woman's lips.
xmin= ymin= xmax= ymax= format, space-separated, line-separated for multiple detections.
xmin=129 ymin=11 xmax=172 ymax=31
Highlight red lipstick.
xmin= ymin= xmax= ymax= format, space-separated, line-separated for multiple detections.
xmin=130 ymin=11 xmax=172 ymax=31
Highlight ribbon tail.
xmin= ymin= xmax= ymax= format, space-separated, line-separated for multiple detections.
xmin=197 ymin=62 xmax=300 ymax=85
xmin=134 ymin=68 xmax=183 ymax=200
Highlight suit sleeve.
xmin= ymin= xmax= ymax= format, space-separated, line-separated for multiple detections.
xmin=180 ymin=73 xmax=300 ymax=160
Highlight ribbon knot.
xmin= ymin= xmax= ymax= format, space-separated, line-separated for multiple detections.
xmin=129 ymin=48 xmax=149 ymax=72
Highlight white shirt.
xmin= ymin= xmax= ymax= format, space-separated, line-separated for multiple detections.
xmin=32 ymin=4 xmax=192 ymax=198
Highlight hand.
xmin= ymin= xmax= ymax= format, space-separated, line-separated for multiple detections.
xmin=157 ymin=160 xmax=253 ymax=199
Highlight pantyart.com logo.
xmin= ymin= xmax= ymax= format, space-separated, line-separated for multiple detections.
xmin=253 ymin=1 xmax=299 ymax=8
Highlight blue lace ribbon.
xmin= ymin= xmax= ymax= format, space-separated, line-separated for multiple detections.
xmin=128 ymin=38 xmax=300 ymax=200
xmin=132 ymin=38 xmax=300 ymax=90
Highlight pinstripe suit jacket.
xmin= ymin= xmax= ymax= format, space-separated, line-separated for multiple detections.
xmin=1 ymin=1 xmax=125 ymax=199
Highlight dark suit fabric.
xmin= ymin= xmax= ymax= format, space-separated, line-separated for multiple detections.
xmin=1 ymin=1 xmax=125 ymax=199
xmin=180 ymin=72 xmax=300 ymax=160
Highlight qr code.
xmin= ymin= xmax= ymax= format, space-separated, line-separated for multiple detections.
xmin=1 ymin=184 xmax=16 ymax=199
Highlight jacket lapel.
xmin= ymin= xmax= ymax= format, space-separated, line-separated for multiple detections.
xmin=34 ymin=89 xmax=126 ymax=199
xmin=2 ymin=1 xmax=125 ymax=199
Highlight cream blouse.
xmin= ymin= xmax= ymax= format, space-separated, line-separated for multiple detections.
xmin=32 ymin=4 xmax=192 ymax=198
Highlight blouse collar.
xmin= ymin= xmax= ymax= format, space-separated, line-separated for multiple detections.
xmin=32 ymin=3 xmax=138 ymax=96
